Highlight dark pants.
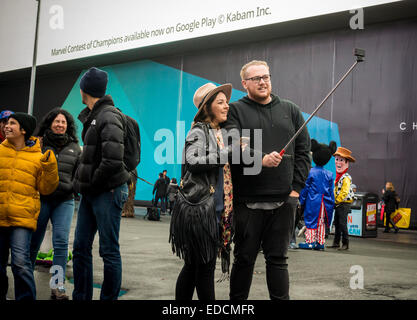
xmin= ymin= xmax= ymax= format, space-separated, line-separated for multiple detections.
xmin=0 ymin=227 xmax=36 ymax=300
xmin=333 ymin=203 xmax=350 ymax=245
xmin=229 ymin=197 xmax=297 ymax=300
xmin=384 ymin=211 xmax=398 ymax=231
xmin=72 ymin=183 xmax=128 ymax=301
xmin=168 ymin=200 xmax=175 ymax=212
xmin=154 ymin=195 xmax=166 ymax=212
xmin=175 ymin=257 xmax=216 ymax=300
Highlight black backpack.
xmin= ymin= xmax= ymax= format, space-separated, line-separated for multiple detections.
xmin=122 ymin=114 xmax=141 ymax=172
xmin=146 ymin=207 xmax=160 ymax=221
xmin=104 ymin=106 xmax=141 ymax=172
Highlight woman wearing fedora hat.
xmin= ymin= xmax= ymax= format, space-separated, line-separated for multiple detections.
xmin=170 ymin=82 xmax=240 ymax=300
xmin=328 ymin=147 xmax=356 ymax=251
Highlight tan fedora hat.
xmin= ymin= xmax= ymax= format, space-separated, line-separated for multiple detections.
xmin=333 ymin=147 xmax=356 ymax=162
xmin=193 ymin=83 xmax=232 ymax=121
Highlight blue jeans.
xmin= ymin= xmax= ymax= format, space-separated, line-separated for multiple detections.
xmin=0 ymin=227 xmax=36 ymax=300
xmin=72 ymin=183 xmax=128 ymax=300
xmin=30 ymin=199 xmax=74 ymax=282
xmin=154 ymin=195 xmax=166 ymax=212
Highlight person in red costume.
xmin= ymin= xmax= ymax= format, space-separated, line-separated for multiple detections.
xmin=328 ymin=147 xmax=355 ymax=251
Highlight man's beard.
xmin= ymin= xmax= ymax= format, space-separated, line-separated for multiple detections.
xmin=249 ymin=86 xmax=271 ymax=101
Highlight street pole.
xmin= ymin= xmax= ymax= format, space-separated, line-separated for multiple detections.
xmin=28 ymin=0 xmax=41 ymax=115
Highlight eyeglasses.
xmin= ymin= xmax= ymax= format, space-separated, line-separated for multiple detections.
xmin=244 ymin=74 xmax=271 ymax=83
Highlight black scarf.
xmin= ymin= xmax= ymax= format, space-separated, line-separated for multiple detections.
xmin=43 ymin=129 xmax=70 ymax=151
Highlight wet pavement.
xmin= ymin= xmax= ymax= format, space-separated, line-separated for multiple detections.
xmin=5 ymin=207 xmax=417 ymax=300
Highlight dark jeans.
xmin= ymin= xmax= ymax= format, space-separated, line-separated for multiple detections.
xmin=30 ymin=199 xmax=74 ymax=281
xmin=0 ymin=227 xmax=36 ymax=300
xmin=384 ymin=211 xmax=398 ymax=231
xmin=333 ymin=203 xmax=350 ymax=245
xmin=229 ymin=197 xmax=297 ymax=300
xmin=175 ymin=257 xmax=216 ymax=300
xmin=72 ymin=183 xmax=128 ymax=301
xmin=168 ymin=200 xmax=175 ymax=212
xmin=154 ymin=195 xmax=166 ymax=212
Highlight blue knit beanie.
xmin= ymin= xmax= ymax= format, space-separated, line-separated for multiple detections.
xmin=80 ymin=67 xmax=108 ymax=98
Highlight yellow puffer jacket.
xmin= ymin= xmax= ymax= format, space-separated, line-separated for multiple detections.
xmin=0 ymin=137 xmax=59 ymax=231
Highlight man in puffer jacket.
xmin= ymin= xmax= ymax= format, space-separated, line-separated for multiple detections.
xmin=72 ymin=67 xmax=130 ymax=301
xmin=0 ymin=112 xmax=59 ymax=300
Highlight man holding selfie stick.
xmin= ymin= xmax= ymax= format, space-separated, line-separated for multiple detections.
xmin=223 ymin=60 xmax=311 ymax=300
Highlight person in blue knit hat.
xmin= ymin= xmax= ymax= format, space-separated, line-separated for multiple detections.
xmin=72 ymin=67 xmax=130 ymax=300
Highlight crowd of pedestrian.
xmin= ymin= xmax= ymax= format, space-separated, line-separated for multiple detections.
xmin=0 ymin=61 xmax=402 ymax=302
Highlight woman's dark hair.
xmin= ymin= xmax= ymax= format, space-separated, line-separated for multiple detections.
xmin=194 ymin=91 xmax=224 ymax=123
xmin=35 ymin=107 xmax=78 ymax=143
xmin=171 ymin=178 xmax=177 ymax=184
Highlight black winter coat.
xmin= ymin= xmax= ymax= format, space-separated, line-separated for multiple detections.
xmin=169 ymin=122 xmax=233 ymax=265
xmin=383 ymin=190 xmax=399 ymax=214
xmin=180 ymin=122 xmax=232 ymax=204
xmin=153 ymin=178 xmax=167 ymax=198
xmin=167 ymin=183 xmax=179 ymax=202
xmin=74 ymin=95 xmax=130 ymax=195
xmin=41 ymin=138 xmax=81 ymax=202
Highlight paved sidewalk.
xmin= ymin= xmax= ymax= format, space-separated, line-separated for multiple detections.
xmin=5 ymin=207 xmax=417 ymax=300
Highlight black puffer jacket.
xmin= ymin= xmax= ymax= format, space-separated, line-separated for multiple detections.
xmin=74 ymin=95 xmax=130 ymax=195
xmin=41 ymin=136 xmax=81 ymax=202
xmin=153 ymin=177 xmax=167 ymax=198
xmin=383 ymin=190 xmax=400 ymax=214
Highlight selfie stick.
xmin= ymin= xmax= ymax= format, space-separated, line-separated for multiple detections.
xmin=137 ymin=176 xmax=153 ymax=185
xmin=279 ymin=48 xmax=365 ymax=157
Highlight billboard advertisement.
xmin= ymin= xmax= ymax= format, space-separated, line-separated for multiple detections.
xmin=0 ymin=0 xmax=402 ymax=72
